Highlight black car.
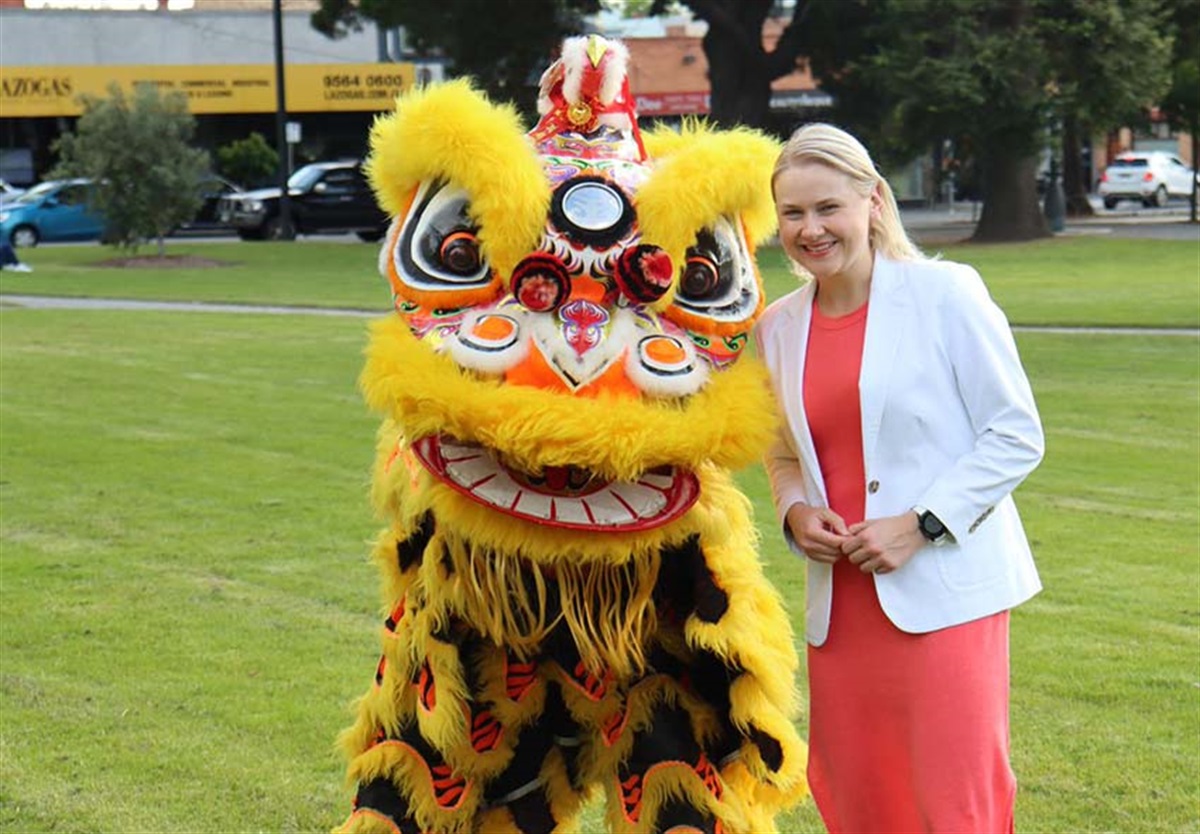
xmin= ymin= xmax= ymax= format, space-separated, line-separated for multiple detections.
xmin=174 ymin=175 xmax=243 ymax=235
xmin=218 ymin=160 xmax=388 ymax=241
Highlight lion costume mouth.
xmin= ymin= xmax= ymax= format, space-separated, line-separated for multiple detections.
xmin=412 ymin=434 xmax=700 ymax=531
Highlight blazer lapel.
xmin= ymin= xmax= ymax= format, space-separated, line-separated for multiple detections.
xmin=860 ymin=257 xmax=909 ymax=468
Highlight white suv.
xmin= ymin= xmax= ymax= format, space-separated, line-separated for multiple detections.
xmin=1098 ymin=151 xmax=1198 ymax=209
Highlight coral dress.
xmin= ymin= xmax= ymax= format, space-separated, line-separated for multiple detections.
xmin=802 ymin=299 xmax=1015 ymax=834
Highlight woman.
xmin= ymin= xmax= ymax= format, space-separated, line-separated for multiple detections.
xmin=754 ymin=123 xmax=1044 ymax=832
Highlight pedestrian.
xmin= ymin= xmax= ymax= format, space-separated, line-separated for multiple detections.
xmin=0 ymin=239 xmax=32 ymax=272
xmin=754 ymin=123 xmax=1045 ymax=833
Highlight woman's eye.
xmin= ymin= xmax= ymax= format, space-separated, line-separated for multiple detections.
xmin=681 ymin=256 xmax=719 ymax=299
xmin=439 ymin=231 xmax=481 ymax=275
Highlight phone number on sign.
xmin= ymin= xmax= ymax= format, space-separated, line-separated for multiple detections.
xmin=323 ymin=75 xmax=407 ymax=88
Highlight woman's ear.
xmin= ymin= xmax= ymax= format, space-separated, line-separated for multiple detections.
xmin=869 ymin=185 xmax=884 ymax=218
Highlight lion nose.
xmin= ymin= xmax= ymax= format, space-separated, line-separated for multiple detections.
xmin=614 ymin=244 xmax=673 ymax=304
xmin=510 ymin=253 xmax=571 ymax=312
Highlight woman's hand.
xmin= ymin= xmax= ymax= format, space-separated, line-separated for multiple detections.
xmin=785 ymin=503 xmax=850 ymax=563
xmin=841 ymin=512 xmax=925 ymax=574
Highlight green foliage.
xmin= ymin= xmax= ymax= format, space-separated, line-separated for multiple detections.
xmin=1161 ymin=0 xmax=1200 ymax=129
xmin=603 ymin=0 xmax=661 ymax=15
xmin=311 ymin=0 xmax=602 ymax=115
xmin=215 ymin=131 xmax=279 ymax=189
xmin=794 ymin=0 xmax=1178 ymax=240
xmin=51 ymin=83 xmax=210 ymax=255
xmin=1040 ymin=0 xmax=1171 ymax=129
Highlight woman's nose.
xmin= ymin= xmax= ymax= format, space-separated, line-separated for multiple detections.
xmin=799 ymin=215 xmax=824 ymax=237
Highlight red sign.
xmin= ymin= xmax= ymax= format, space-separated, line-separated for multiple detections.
xmin=634 ymin=92 xmax=710 ymax=116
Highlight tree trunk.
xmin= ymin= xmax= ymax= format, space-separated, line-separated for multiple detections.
xmin=157 ymin=234 xmax=166 ymax=258
xmin=1191 ymin=116 xmax=1198 ymax=224
xmin=682 ymin=0 xmax=807 ymax=129
xmin=704 ymin=25 xmax=772 ymax=128
xmin=972 ymin=152 xmax=1051 ymax=242
xmin=1062 ymin=115 xmax=1094 ymax=217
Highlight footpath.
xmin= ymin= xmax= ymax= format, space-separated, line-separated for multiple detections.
xmin=901 ymin=199 xmax=1199 ymax=245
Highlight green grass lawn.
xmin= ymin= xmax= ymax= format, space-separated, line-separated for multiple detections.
xmin=3 ymin=234 xmax=1198 ymax=328
xmin=2 ymin=237 xmax=1198 ymax=832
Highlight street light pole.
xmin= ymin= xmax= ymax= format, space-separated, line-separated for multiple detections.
xmin=272 ymin=0 xmax=293 ymax=240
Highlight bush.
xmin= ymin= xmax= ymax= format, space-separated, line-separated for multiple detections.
xmin=216 ymin=132 xmax=279 ymax=189
xmin=52 ymin=82 xmax=209 ymax=255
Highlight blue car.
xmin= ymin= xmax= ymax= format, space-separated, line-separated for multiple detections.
xmin=0 ymin=179 xmax=104 ymax=247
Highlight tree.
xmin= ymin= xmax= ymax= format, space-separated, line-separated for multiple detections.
xmin=796 ymin=0 xmax=1059 ymax=241
xmin=1040 ymin=0 xmax=1171 ymax=217
xmin=312 ymin=0 xmax=601 ymax=116
xmin=1161 ymin=0 xmax=1200 ymax=222
xmin=216 ymin=132 xmax=279 ymax=189
xmin=53 ymin=83 xmax=209 ymax=257
xmin=649 ymin=0 xmax=806 ymax=128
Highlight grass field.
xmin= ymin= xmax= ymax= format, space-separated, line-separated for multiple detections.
xmin=1 ymin=237 xmax=1198 ymax=832
xmin=2 ymin=234 xmax=1198 ymax=328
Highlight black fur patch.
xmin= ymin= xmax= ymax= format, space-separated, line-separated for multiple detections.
xmin=655 ymin=536 xmax=728 ymax=623
xmin=653 ymin=796 xmax=718 ymax=834
xmin=483 ymin=712 xmax=556 ymax=805
xmin=353 ymin=778 xmax=421 ymax=833
xmin=397 ymin=513 xmax=434 ymax=572
xmin=506 ymin=787 xmax=557 ymax=834
xmin=623 ymin=703 xmax=701 ymax=776
xmin=748 ymin=725 xmax=784 ymax=772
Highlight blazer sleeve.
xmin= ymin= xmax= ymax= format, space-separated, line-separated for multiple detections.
xmin=764 ymin=426 xmax=809 ymax=556
xmin=916 ymin=265 xmax=1045 ymax=542
xmin=754 ymin=320 xmax=811 ymax=557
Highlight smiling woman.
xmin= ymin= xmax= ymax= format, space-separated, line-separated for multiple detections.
xmin=756 ymin=122 xmax=1045 ymax=834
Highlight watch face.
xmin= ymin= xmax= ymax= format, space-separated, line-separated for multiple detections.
xmin=920 ymin=512 xmax=945 ymax=540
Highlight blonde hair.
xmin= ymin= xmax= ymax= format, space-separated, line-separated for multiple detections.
xmin=772 ymin=123 xmax=924 ymax=263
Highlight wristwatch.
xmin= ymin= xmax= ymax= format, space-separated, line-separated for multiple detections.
xmin=912 ymin=505 xmax=948 ymax=545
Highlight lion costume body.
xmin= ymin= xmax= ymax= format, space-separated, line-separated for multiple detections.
xmin=336 ymin=36 xmax=806 ymax=834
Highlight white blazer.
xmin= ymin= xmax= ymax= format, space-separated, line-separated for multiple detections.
xmin=754 ymin=255 xmax=1044 ymax=646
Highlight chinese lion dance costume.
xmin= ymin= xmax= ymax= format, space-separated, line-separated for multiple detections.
xmin=336 ymin=35 xmax=806 ymax=834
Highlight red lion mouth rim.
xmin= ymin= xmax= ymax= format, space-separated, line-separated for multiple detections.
xmin=411 ymin=435 xmax=699 ymax=532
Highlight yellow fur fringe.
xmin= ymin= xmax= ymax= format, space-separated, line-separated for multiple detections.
xmin=638 ymin=122 xmax=780 ymax=281
xmin=366 ymin=79 xmax=550 ymax=279
xmin=360 ymin=316 xmax=780 ymax=482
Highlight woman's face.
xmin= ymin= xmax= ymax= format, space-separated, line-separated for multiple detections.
xmin=773 ymin=160 xmax=880 ymax=286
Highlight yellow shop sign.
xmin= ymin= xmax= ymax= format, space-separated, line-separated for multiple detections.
xmin=0 ymin=63 xmax=416 ymax=118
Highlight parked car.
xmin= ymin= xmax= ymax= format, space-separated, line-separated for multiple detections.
xmin=217 ymin=160 xmax=388 ymax=241
xmin=1097 ymin=151 xmax=1199 ymax=209
xmin=0 ymin=175 xmax=249 ymax=246
xmin=0 ymin=179 xmax=104 ymax=247
xmin=175 ymin=174 xmax=244 ymax=234
xmin=0 ymin=179 xmax=27 ymax=203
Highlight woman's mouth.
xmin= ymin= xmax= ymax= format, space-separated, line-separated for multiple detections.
xmin=803 ymin=239 xmax=837 ymax=257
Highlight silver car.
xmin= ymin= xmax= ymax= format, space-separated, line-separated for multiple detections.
xmin=1098 ymin=151 xmax=1198 ymax=209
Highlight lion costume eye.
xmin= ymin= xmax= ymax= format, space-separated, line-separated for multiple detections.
xmin=439 ymin=231 xmax=482 ymax=276
xmin=680 ymin=254 xmax=721 ymax=300
xmin=385 ymin=180 xmax=498 ymax=305
xmin=668 ymin=217 xmax=760 ymax=331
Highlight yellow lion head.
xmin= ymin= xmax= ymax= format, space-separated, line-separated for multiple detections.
xmin=361 ymin=35 xmax=781 ymax=557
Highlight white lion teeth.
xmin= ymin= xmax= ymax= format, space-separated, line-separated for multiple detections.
xmin=514 ymin=490 xmax=554 ymax=518
xmin=550 ymin=498 xmax=592 ymax=525
xmin=607 ymin=481 xmax=668 ymax=517
xmin=429 ymin=437 xmax=683 ymax=529
xmin=637 ymin=471 xmax=674 ymax=490
xmin=444 ymin=453 xmax=497 ymax=488
xmin=578 ymin=490 xmax=636 ymax=524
